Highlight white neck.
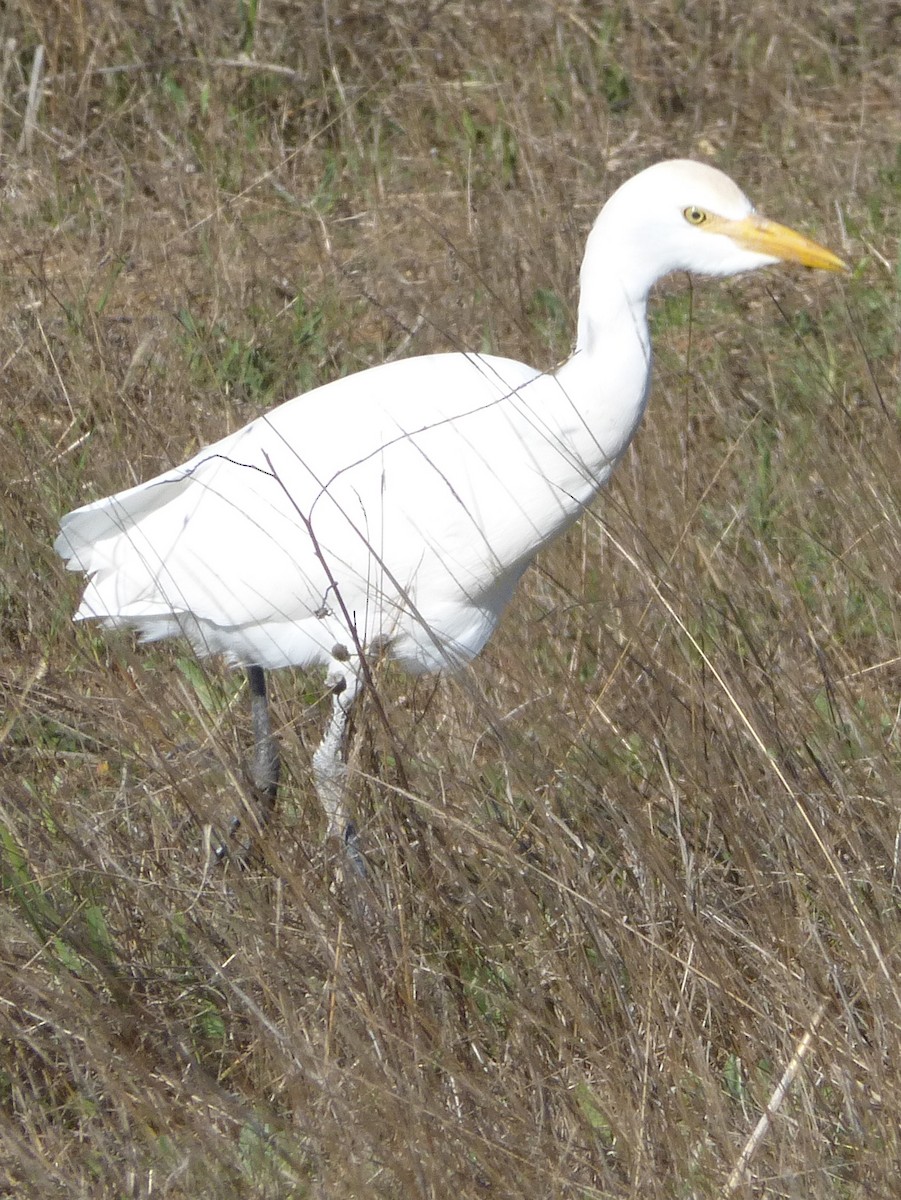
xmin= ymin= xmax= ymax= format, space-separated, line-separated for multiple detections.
xmin=546 ymin=212 xmax=656 ymax=505
xmin=574 ymin=212 xmax=658 ymax=357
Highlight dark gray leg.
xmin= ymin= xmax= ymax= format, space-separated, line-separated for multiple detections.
xmin=248 ymin=664 xmax=280 ymax=819
xmin=216 ymin=665 xmax=279 ymax=860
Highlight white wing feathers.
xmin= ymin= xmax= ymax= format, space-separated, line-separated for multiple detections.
xmin=57 ymin=352 xmax=603 ymax=669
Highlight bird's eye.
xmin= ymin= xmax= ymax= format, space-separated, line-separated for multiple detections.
xmin=683 ymin=206 xmax=708 ymax=226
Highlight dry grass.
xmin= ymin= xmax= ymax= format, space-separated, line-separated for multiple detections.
xmin=1 ymin=1 xmax=900 ymax=1196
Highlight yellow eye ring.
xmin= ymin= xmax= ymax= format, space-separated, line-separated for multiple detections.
xmin=683 ymin=206 xmax=708 ymax=225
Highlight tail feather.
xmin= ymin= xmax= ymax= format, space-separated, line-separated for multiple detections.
xmin=55 ymin=473 xmax=193 ymax=621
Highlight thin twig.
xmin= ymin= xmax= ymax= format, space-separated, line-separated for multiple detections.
xmin=722 ymin=1000 xmax=828 ymax=1196
xmin=0 ymin=659 xmax=48 ymax=750
xmin=40 ymin=54 xmax=306 ymax=86
xmin=18 ymin=43 xmax=45 ymax=154
xmin=0 ymin=38 xmax=17 ymax=155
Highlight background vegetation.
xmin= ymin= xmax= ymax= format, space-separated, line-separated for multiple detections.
xmin=1 ymin=1 xmax=899 ymax=1196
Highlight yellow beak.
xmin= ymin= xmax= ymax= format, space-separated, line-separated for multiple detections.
xmin=716 ymin=213 xmax=847 ymax=272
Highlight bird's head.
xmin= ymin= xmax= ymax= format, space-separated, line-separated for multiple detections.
xmin=592 ymin=159 xmax=846 ymax=287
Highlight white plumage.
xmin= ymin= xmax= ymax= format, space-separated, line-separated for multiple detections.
xmin=56 ymin=160 xmax=844 ymax=846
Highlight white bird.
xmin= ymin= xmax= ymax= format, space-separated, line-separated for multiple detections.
xmin=55 ymin=160 xmax=844 ymax=853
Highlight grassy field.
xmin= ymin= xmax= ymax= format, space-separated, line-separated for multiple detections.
xmin=1 ymin=1 xmax=899 ymax=1196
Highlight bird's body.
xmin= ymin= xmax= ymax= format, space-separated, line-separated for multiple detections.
xmin=58 ymin=346 xmax=648 ymax=674
xmin=56 ymin=160 xmax=843 ymax=846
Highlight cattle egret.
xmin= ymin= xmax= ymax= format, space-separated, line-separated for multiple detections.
xmin=55 ymin=160 xmax=845 ymax=855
